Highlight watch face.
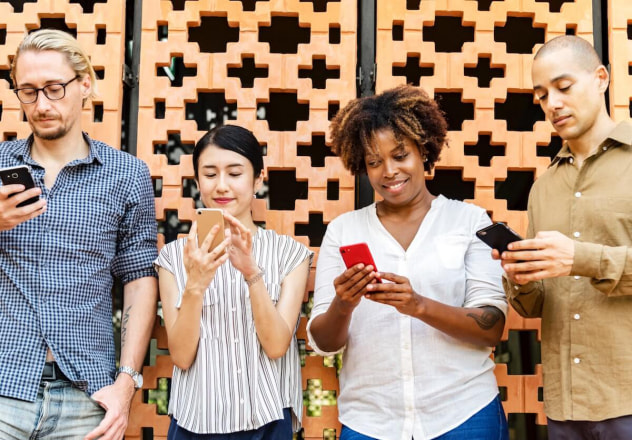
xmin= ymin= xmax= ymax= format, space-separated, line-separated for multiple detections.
xmin=135 ymin=373 xmax=143 ymax=389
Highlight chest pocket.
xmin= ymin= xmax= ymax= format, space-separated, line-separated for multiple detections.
xmin=432 ymin=233 xmax=470 ymax=270
xmin=592 ymin=198 xmax=632 ymax=245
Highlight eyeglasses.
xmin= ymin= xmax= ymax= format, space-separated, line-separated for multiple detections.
xmin=13 ymin=76 xmax=80 ymax=104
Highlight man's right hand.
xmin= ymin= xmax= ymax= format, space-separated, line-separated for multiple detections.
xmin=491 ymin=248 xmax=524 ymax=285
xmin=0 ymin=184 xmax=46 ymax=231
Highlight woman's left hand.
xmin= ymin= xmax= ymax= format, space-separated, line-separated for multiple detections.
xmin=365 ymin=272 xmax=424 ymax=317
xmin=223 ymin=212 xmax=260 ymax=279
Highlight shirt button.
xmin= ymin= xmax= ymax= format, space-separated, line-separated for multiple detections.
xmin=232 ymin=307 xmax=236 ymax=312
xmin=240 ymin=399 xmax=244 ymax=404
xmin=602 ymin=146 xmax=607 ymax=151
xmin=569 ymin=157 xmax=574 ymax=164
xmin=237 ymin=369 xmax=242 ymax=374
xmin=574 ymin=357 xmax=581 ymax=364
xmin=234 ymin=339 xmax=239 ymax=344
xmin=574 ymin=313 xmax=580 ymax=320
xmin=574 ymin=275 xmax=580 ymax=280
xmin=574 ymin=192 xmax=581 ymax=198
xmin=514 ymin=285 xmax=520 ymax=291
xmin=573 ymin=231 xmax=580 ymax=238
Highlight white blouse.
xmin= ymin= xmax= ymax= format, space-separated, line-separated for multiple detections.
xmin=155 ymin=228 xmax=313 ymax=434
xmin=307 ymin=195 xmax=507 ymax=440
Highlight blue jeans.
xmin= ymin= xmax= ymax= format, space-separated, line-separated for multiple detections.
xmin=0 ymin=380 xmax=105 ymax=439
xmin=340 ymin=395 xmax=509 ymax=440
xmin=168 ymin=408 xmax=293 ymax=439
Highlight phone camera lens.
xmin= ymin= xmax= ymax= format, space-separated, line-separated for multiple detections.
xmin=479 ymin=231 xmax=486 ymax=236
xmin=11 ymin=173 xmax=18 ymax=178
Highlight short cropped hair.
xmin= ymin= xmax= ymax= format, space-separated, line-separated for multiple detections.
xmin=330 ymin=85 xmax=447 ymax=175
xmin=534 ymin=35 xmax=602 ymax=73
xmin=11 ymin=29 xmax=98 ymax=99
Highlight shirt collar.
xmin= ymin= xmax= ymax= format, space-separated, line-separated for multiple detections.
xmin=549 ymin=120 xmax=632 ymax=168
xmin=16 ymin=132 xmax=104 ymax=167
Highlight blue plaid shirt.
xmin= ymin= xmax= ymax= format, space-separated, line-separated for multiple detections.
xmin=0 ymin=134 xmax=157 ymax=401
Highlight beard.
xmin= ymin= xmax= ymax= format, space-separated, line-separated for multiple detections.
xmin=30 ymin=114 xmax=69 ymax=141
xmin=33 ymin=126 xmax=68 ymax=140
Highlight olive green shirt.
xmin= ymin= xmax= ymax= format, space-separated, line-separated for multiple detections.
xmin=504 ymin=121 xmax=632 ymax=421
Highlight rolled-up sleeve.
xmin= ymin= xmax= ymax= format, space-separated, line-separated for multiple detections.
xmin=306 ymin=217 xmax=346 ymax=356
xmin=463 ymin=212 xmax=508 ymax=315
xmin=111 ymin=161 xmax=158 ymax=284
xmin=572 ymin=241 xmax=632 ymax=297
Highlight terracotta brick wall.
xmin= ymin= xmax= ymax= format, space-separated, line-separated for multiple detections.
xmin=1 ymin=1 xmax=631 ymax=439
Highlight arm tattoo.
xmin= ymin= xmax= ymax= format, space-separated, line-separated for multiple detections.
xmin=466 ymin=306 xmax=503 ymax=331
xmin=121 ymin=305 xmax=131 ymax=347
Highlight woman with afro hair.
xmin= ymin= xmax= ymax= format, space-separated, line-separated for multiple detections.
xmin=307 ymin=85 xmax=509 ymax=440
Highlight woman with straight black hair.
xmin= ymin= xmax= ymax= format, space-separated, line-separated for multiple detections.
xmin=155 ymin=124 xmax=313 ymax=439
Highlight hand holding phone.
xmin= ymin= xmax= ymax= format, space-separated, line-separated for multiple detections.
xmin=196 ymin=208 xmax=226 ymax=254
xmin=476 ymin=222 xmax=523 ymax=254
xmin=339 ymin=242 xmax=382 ymax=283
xmin=0 ymin=165 xmax=40 ymax=207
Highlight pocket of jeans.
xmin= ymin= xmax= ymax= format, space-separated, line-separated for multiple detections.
xmin=87 ymin=395 xmax=106 ymax=412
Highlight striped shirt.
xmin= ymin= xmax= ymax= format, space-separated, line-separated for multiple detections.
xmin=0 ymin=134 xmax=157 ymax=401
xmin=155 ymin=229 xmax=313 ymax=434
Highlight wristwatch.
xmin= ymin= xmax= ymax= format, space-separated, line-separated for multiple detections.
xmin=117 ymin=366 xmax=143 ymax=389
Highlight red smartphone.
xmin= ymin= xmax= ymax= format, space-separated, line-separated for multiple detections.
xmin=339 ymin=242 xmax=382 ymax=283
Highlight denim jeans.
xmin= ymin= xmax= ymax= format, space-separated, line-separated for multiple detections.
xmin=340 ymin=395 xmax=509 ymax=440
xmin=0 ymin=379 xmax=105 ymax=439
xmin=168 ymin=408 xmax=293 ymax=439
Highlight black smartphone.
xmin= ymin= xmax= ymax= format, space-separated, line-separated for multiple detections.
xmin=476 ymin=222 xmax=523 ymax=254
xmin=0 ymin=165 xmax=39 ymax=207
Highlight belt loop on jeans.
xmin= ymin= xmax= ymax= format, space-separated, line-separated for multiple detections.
xmin=41 ymin=362 xmax=70 ymax=382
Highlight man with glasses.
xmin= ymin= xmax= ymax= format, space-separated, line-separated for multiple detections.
xmin=0 ymin=29 xmax=157 ymax=440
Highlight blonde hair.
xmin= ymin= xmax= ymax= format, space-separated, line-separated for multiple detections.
xmin=11 ymin=29 xmax=98 ymax=99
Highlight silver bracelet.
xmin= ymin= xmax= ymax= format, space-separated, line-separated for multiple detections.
xmin=245 ymin=271 xmax=265 ymax=287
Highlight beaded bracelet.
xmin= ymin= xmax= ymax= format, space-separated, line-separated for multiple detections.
xmin=245 ymin=270 xmax=265 ymax=287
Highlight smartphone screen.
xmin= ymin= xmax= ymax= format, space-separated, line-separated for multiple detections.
xmin=476 ymin=223 xmax=523 ymax=254
xmin=339 ymin=242 xmax=382 ymax=282
xmin=0 ymin=165 xmax=39 ymax=207
xmin=195 ymin=208 xmax=225 ymax=253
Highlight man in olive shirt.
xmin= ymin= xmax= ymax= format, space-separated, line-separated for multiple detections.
xmin=497 ymin=36 xmax=632 ymax=439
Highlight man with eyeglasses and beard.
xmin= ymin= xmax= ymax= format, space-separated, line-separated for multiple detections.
xmin=0 ymin=29 xmax=157 ymax=440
